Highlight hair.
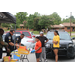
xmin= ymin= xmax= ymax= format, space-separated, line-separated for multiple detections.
xmin=0 ymin=28 xmax=4 ymax=32
xmin=21 ymin=34 xmax=25 ymax=36
xmin=10 ymin=29 xmax=15 ymax=32
xmin=54 ymin=30 xmax=59 ymax=35
xmin=36 ymin=36 xmax=39 ymax=39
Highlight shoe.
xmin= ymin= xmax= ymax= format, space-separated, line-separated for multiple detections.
xmin=44 ymin=59 xmax=48 ymax=62
xmin=39 ymin=60 xmax=42 ymax=62
xmin=0 ymin=59 xmax=3 ymax=62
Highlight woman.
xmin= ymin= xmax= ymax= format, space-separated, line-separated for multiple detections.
xmin=53 ymin=30 xmax=60 ymax=62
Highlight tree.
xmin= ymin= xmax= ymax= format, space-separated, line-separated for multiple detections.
xmin=50 ymin=12 xmax=61 ymax=25
xmin=23 ymin=20 xmax=27 ymax=28
xmin=33 ymin=17 xmax=41 ymax=31
xmin=15 ymin=12 xmax=28 ymax=28
xmin=38 ymin=15 xmax=54 ymax=29
xmin=62 ymin=16 xmax=75 ymax=23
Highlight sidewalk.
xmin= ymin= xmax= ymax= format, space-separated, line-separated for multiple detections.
xmin=2 ymin=53 xmax=36 ymax=62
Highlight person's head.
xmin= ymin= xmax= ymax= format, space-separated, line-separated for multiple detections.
xmin=40 ymin=32 xmax=44 ymax=37
xmin=20 ymin=34 xmax=25 ymax=39
xmin=54 ymin=30 xmax=59 ymax=36
xmin=10 ymin=29 xmax=15 ymax=35
xmin=35 ymin=36 xmax=39 ymax=42
xmin=0 ymin=28 xmax=4 ymax=35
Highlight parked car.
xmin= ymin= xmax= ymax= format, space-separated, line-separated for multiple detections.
xmin=21 ymin=36 xmax=36 ymax=49
xmin=45 ymin=30 xmax=75 ymax=59
xmin=15 ymin=30 xmax=35 ymax=38
xmin=2 ymin=33 xmax=36 ymax=52
xmin=5 ymin=30 xmax=35 ymax=38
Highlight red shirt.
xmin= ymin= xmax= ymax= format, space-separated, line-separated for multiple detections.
xmin=35 ymin=41 xmax=42 ymax=53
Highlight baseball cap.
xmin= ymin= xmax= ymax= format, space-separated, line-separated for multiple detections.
xmin=40 ymin=32 xmax=44 ymax=34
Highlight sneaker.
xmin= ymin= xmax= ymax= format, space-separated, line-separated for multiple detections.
xmin=0 ymin=59 xmax=3 ymax=62
xmin=44 ymin=59 xmax=48 ymax=62
xmin=39 ymin=60 xmax=42 ymax=62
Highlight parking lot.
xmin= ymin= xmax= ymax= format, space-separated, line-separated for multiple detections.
xmin=2 ymin=52 xmax=75 ymax=62
xmin=2 ymin=34 xmax=75 ymax=62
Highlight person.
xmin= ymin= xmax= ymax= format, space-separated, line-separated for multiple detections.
xmin=53 ymin=30 xmax=60 ymax=62
xmin=15 ymin=34 xmax=25 ymax=49
xmin=39 ymin=32 xmax=48 ymax=62
xmin=5 ymin=29 xmax=19 ymax=56
xmin=35 ymin=36 xmax=42 ymax=62
xmin=0 ymin=28 xmax=8 ymax=61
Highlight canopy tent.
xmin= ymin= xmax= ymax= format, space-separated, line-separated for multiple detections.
xmin=0 ymin=12 xmax=16 ymax=49
xmin=0 ymin=12 xmax=16 ymax=24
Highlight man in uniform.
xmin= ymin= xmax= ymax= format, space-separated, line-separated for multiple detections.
xmin=0 ymin=28 xmax=8 ymax=61
xmin=15 ymin=34 xmax=25 ymax=49
xmin=5 ymin=29 xmax=19 ymax=56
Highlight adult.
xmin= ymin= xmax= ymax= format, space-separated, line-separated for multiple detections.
xmin=15 ymin=34 xmax=25 ymax=49
xmin=5 ymin=29 xmax=19 ymax=56
xmin=0 ymin=28 xmax=8 ymax=61
xmin=39 ymin=32 xmax=48 ymax=62
xmin=53 ymin=30 xmax=60 ymax=62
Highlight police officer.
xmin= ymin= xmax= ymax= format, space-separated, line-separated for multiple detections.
xmin=5 ymin=29 xmax=19 ymax=56
xmin=0 ymin=28 xmax=8 ymax=61
xmin=15 ymin=34 xmax=25 ymax=49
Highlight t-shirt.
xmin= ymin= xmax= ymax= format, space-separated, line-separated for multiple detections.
xmin=53 ymin=35 xmax=60 ymax=48
xmin=35 ymin=41 xmax=42 ymax=53
xmin=39 ymin=36 xmax=48 ymax=47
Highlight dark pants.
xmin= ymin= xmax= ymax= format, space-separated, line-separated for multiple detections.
xmin=0 ymin=48 xmax=2 ymax=59
xmin=7 ymin=46 xmax=14 ymax=56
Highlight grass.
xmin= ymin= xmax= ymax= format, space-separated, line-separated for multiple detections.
xmin=29 ymin=30 xmax=46 ymax=35
xmin=71 ymin=35 xmax=75 ymax=38
xmin=68 ymin=32 xmax=75 ymax=33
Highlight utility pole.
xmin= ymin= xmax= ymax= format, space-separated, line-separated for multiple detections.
xmin=70 ymin=12 xmax=72 ymax=36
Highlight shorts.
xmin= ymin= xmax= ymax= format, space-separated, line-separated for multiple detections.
xmin=35 ymin=53 xmax=41 ymax=59
xmin=53 ymin=47 xmax=59 ymax=49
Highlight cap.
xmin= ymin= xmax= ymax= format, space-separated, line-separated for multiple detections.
xmin=40 ymin=32 xmax=44 ymax=34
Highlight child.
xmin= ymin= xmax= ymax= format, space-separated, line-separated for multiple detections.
xmin=35 ymin=36 xmax=42 ymax=62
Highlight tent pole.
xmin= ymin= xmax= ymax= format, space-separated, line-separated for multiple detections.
xmin=14 ymin=24 xmax=16 ymax=49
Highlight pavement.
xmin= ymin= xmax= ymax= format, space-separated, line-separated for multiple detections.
xmin=2 ymin=52 xmax=75 ymax=62
xmin=2 ymin=33 xmax=75 ymax=62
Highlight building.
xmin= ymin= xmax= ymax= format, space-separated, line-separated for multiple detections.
xmin=51 ymin=23 xmax=75 ymax=32
xmin=20 ymin=24 xmax=24 ymax=29
xmin=62 ymin=23 xmax=75 ymax=32
xmin=51 ymin=24 xmax=64 ymax=30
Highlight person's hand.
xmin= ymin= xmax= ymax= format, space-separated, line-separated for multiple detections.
xmin=7 ymin=48 xmax=10 ymax=53
xmin=15 ymin=44 xmax=20 ymax=47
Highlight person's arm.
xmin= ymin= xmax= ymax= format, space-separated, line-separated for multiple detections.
xmin=35 ymin=47 xmax=41 ymax=52
xmin=53 ymin=41 xmax=58 ymax=44
xmin=53 ymin=36 xmax=59 ymax=44
xmin=0 ymin=36 xmax=8 ymax=46
xmin=19 ymin=43 xmax=21 ymax=46
xmin=35 ymin=42 xmax=42 ymax=52
xmin=45 ymin=37 xmax=48 ymax=43
xmin=45 ymin=39 xmax=48 ymax=43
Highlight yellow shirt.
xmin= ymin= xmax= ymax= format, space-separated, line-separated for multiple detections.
xmin=53 ymin=35 xmax=60 ymax=48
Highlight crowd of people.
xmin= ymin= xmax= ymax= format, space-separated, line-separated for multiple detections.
xmin=0 ymin=28 xmax=60 ymax=62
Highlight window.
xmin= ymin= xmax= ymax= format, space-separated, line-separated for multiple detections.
xmin=46 ymin=32 xmax=71 ymax=40
xmin=15 ymin=32 xmax=21 ymax=34
xmin=22 ymin=32 xmax=30 ymax=36
xmin=67 ymin=27 xmax=70 ymax=30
